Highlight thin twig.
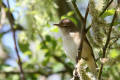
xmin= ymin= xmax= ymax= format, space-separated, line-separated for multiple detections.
xmin=71 ymin=2 xmax=89 ymax=80
xmin=85 ymin=25 xmax=91 ymax=34
xmin=0 ymin=70 xmax=67 ymax=77
xmin=109 ymin=38 xmax=119 ymax=49
xmin=71 ymin=0 xmax=84 ymax=23
xmin=6 ymin=0 xmax=25 ymax=80
xmin=77 ymin=2 xmax=89 ymax=63
xmin=99 ymin=0 xmax=114 ymax=16
xmin=98 ymin=10 xmax=117 ymax=80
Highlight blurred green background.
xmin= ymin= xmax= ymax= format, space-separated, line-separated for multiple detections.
xmin=0 ymin=0 xmax=120 ymax=80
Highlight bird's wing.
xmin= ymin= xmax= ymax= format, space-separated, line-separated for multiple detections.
xmin=75 ymin=27 xmax=96 ymax=62
xmin=70 ymin=27 xmax=97 ymax=62
xmin=84 ymin=37 xmax=97 ymax=65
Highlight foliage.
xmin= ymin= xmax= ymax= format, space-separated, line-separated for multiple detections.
xmin=0 ymin=0 xmax=120 ymax=80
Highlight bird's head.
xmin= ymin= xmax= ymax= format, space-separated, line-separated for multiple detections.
xmin=54 ymin=18 xmax=76 ymax=29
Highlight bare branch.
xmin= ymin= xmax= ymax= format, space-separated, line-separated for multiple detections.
xmin=4 ymin=0 xmax=25 ymax=80
xmin=0 ymin=70 xmax=67 ymax=77
xmin=71 ymin=0 xmax=84 ymax=23
xmin=98 ymin=10 xmax=117 ymax=80
xmin=109 ymin=38 xmax=119 ymax=49
xmin=77 ymin=2 xmax=89 ymax=64
xmin=71 ymin=2 xmax=90 ymax=80
xmin=99 ymin=0 xmax=114 ymax=16
xmin=85 ymin=25 xmax=91 ymax=34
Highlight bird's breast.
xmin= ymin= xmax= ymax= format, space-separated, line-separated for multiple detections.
xmin=62 ymin=32 xmax=80 ymax=62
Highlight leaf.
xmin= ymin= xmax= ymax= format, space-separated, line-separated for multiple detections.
xmin=45 ymin=52 xmax=51 ymax=57
xmin=53 ymin=63 xmax=64 ymax=72
xmin=43 ymin=49 xmax=49 ymax=54
xmin=101 ymin=9 xmax=115 ymax=18
xmin=107 ymin=22 xmax=120 ymax=26
xmin=69 ymin=17 xmax=78 ymax=25
xmin=19 ymin=42 xmax=29 ymax=52
xmin=45 ymin=35 xmax=51 ymax=41
xmin=50 ymin=27 xmax=59 ymax=32
xmin=24 ymin=51 xmax=32 ymax=55
xmin=61 ymin=16 xmax=77 ymax=25
xmin=67 ymin=11 xmax=74 ymax=16
xmin=71 ymin=0 xmax=76 ymax=3
xmin=51 ymin=39 xmax=57 ymax=49
xmin=109 ymin=49 xmax=120 ymax=58
xmin=113 ymin=22 xmax=120 ymax=26
xmin=42 ymin=57 xmax=50 ymax=66
xmin=118 ymin=26 xmax=120 ymax=31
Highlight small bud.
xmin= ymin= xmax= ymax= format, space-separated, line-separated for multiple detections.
xmin=100 ymin=58 xmax=109 ymax=64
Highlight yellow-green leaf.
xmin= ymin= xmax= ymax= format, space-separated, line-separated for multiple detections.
xmin=109 ymin=49 xmax=119 ymax=58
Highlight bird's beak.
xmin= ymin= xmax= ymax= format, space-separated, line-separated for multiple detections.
xmin=53 ymin=24 xmax=60 ymax=26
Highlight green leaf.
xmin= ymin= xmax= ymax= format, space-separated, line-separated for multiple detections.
xmin=45 ymin=52 xmax=51 ymax=57
xmin=19 ymin=42 xmax=29 ymax=52
xmin=113 ymin=22 xmax=120 ymax=26
xmin=72 ymin=0 xmax=76 ymax=3
xmin=69 ymin=17 xmax=78 ymax=25
xmin=118 ymin=26 xmax=120 ymax=31
xmin=43 ymin=49 xmax=49 ymax=53
xmin=53 ymin=63 xmax=64 ymax=72
xmin=67 ymin=11 xmax=74 ymax=16
xmin=45 ymin=35 xmax=51 ymax=41
xmin=0 ymin=33 xmax=3 ymax=39
xmin=109 ymin=49 xmax=120 ymax=58
xmin=42 ymin=57 xmax=50 ymax=66
xmin=61 ymin=16 xmax=77 ymax=25
xmin=24 ymin=51 xmax=32 ymax=55
xmin=107 ymin=22 xmax=120 ymax=26
xmin=101 ymin=9 xmax=115 ymax=18
xmin=50 ymin=27 xmax=59 ymax=32
xmin=51 ymin=39 xmax=57 ymax=49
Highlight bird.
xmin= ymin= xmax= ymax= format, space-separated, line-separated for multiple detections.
xmin=54 ymin=18 xmax=97 ymax=74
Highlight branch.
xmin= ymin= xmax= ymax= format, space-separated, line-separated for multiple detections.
xmin=98 ymin=10 xmax=117 ymax=80
xmin=71 ymin=0 xmax=84 ymax=23
xmin=0 ymin=70 xmax=67 ymax=76
xmin=4 ymin=1 xmax=25 ymax=80
xmin=0 ymin=24 xmax=24 ymax=36
xmin=71 ymin=2 xmax=89 ymax=80
xmin=1 ymin=1 xmax=24 ymax=30
xmin=77 ymin=2 xmax=89 ymax=64
xmin=109 ymin=35 xmax=120 ymax=48
xmin=99 ymin=0 xmax=114 ymax=16
xmin=85 ymin=25 xmax=91 ymax=34
xmin=109 ymin=38 xmax=119 ymax=49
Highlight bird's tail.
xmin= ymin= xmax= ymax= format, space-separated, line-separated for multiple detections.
xmin=82 ymin=40 xmax=98 ymax=75
xmin=86 ymin=56 xmax=98 ymax=75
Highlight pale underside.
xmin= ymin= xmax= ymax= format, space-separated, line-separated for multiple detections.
xmin=61 ymin=31 xmax=92 ymax=62
xmin=60 ymin=29 xmax=97 ymax=73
